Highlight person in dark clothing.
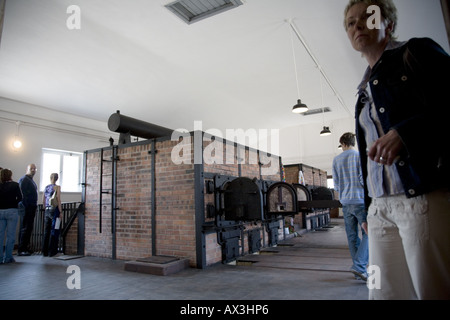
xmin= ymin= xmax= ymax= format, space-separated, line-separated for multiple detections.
xmin=42 ymin=173 xmax=62 ymax=257
xmin=344 ymin=0 xmax=450 ymax=299
xmin=17 ymin=163 xmax=38 ymax=256
xmin=0 ymin=168 xmax=22 ymax=264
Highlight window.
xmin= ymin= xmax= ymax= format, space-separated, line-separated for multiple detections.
xmin=40 ymin=148 xmax=83 ymax=192
xmin=327 ymin=178 xmax=334 ymax=189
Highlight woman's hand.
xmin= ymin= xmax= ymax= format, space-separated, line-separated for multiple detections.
xmin=368 ymin=129 xmax=404 ymax=166
xmin=361 ymin=222 xmax=368 ymax=235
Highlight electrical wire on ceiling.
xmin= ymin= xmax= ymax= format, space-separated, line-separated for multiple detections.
xmin=287 ymin=19 xmax=353 ymax=118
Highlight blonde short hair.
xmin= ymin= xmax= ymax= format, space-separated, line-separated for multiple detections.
xmin=343 ymin=0 xmax=398 ymax=38
xmin=50 ymin=173 xmax=59 ymax=183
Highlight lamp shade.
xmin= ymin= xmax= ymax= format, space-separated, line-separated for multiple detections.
xmin=292 ymin=99 xmax=308 ymax=114
xmin=320 ymin=126 xmax=331 ymax=136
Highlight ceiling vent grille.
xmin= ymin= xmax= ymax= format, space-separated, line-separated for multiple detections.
xmin=165 ymin=0 xmax=244 ymax=24
xmin=302 ymin=107 xmax=331 ymax=116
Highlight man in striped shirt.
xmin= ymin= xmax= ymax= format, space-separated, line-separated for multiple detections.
xmin=333 ymin=132 xmax=368 ymax=281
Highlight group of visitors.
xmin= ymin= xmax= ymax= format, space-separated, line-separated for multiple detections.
xmin=0 ymin=164 xmax=62 ymax=264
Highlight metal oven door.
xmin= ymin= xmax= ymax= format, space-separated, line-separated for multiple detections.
xmin=265 ymin=182 xmax=298 ymax=217
xmin=223 ymin=177 xmax=264 ymax=221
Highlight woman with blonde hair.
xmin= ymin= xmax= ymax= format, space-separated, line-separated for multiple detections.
xmin=344 ymin=0 xmax=450 ymax=299
xmin=42 ymin=173 xmax=62 ymax=257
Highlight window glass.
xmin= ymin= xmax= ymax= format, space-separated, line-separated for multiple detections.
xmin=40 ymin=149 xmax=83 ymax=192
xmin=327 ymin=178 xmax=334 ymax=189
xmin=41 ymin=153 xmax=61 ymax=190
xmin=63 ymin=154 xmax=81 ymax=192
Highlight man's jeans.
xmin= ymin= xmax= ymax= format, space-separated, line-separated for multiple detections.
xmin=0 ymin=208 xmax=19 ymax=263
xmin=342 ymin=204 xmax=369 ymax=275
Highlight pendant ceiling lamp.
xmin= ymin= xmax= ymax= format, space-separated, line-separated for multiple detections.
xmin=320 ymin=126 xmax=331 ymax=136
xmin=288 ymin=20 xmax=353 ymax=118
xmin=289 ymin=21 xmax=308 ymax=114
xmin=292 ymin=99 xmax=308 ymax=114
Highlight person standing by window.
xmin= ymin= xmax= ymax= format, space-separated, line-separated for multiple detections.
xmin=42 ymin=173 xmax=62 ymax=257
xmin=17 ymin=163 xmax=38 ymax=256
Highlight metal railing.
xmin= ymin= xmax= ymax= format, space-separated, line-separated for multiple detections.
xmin=27 ymin=202 xmax=82 ymax=254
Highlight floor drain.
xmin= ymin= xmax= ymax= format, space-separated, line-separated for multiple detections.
xmin=259 ymin=250 xmax=279 ymax=255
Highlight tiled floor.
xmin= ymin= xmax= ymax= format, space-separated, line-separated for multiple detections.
xmin=0 ymin=218 xmax=368 ymax=301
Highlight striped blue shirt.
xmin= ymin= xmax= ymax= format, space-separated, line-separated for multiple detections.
xmin=357 ymin=40 xmax=405 ymax=198
xmin=332 ymin=149 xmax=365 ymax=205
xmin=358 ymin=89 xmax=404 ymax=198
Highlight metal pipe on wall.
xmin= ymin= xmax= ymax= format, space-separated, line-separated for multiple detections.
xmin=150 ymin=140 xmax=156 ymax=256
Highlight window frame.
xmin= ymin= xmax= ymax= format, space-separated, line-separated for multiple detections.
xmin=40 ymin=148 xmax=83 ymax=193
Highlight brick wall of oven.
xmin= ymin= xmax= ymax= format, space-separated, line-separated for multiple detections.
xmin=84 ymin=139 xmax=197 ymax=265
xmin=64 ymin=215 xmax=78 ymax=255
xmin=116 ymin=144 xmax=153 ymax=260
xmin=154 ymin=139 xmax=196 ymax=264
xmin=83 ymin=133 xmax=282 ymax=268
xmin=284 ymin=164 xmax=328 ymax=187
xmin=85 ymin=149 xmax=112 ymax=258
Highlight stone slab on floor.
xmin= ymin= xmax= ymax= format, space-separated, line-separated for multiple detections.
xmin=124 ymin=256 xmax=190 ymax=276
xmin=53 ymin=255 xmax=84 ymax=260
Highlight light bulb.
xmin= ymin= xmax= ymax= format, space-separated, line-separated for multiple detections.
xmin=13 ymin=138 xmax=22 ymax=149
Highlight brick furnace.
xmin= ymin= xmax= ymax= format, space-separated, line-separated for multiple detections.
xmin=78 ymin=112 xmax=340 ymax=269
xmin=81 ymin=112 xmax=286 ymax=268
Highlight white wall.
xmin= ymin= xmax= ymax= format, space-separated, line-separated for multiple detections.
xmin=1 ymin=95 xmax=350 ymax=196
xmin=0 ymin=97 xmax=118 ymax=203
xmin=279 ymin=116 xmax=355 ymax=174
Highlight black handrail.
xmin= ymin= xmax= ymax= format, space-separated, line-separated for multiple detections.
xmin=61 ymin=202 xmax=85 ymax=254
xmin=27 ymin=202 xmax=82 ymax=255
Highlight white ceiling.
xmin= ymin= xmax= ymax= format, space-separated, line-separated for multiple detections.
xmin=0 ymin=0 xmax=448 ymax=136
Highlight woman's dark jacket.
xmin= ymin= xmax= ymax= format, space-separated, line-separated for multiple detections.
xmin=0 ymin=182 xmax=23 ymax=209
xmin=355 ymin=37 xmax=450 ymax=208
